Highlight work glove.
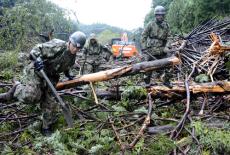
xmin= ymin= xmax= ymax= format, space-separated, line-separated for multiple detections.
xmin=66 ymin=75 xmax=75 ymax=80
xmin=34 ymin=57 xmax=44 ymax=71
xmin=64 ymin=70 xmax=75 ymax=80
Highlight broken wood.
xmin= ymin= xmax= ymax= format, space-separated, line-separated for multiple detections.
xmin=129 ymin=93 xmax=154 ymax=148
xmin=56 ymin=56 xmax=180 ymax=90
xmin=148 ymin=81 xmax=230 ymax=95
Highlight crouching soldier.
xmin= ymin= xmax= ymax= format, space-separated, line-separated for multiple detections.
xmin=0 ymin=31 xmax=86 ymax=135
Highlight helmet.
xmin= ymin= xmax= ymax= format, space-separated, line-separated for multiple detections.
xmin=89 ymin=33 xmax=97 ymax=40
xmin=69 ymin=31 xmax=86 ymax=49
xmin=154 ymin=5 xmax=166 ymax=15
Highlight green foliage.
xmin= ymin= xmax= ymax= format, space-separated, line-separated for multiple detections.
xmin=19 ymin=130 xmax=33 ymax=143
xmin=192 ymin=0 xmax=229 ymax=26
xmin=195 ymin=74 xmax=210 ymax=83
xmin=142 ymin=134 xmax=176 ymax=155
xmin=0 ymin=70 xmax=14 ymax=80
xmin=133 ymin=138 xmax=145 ymax=154
xmin=0 ymin=122 xmax=12 ymax=133
xmin=130 ymin=28 xmax=143 ymax=51
xmin=192 ymin=121 xmax=230 ymax=154
xmin=1 ymin=145 xmax=14 ymax=155
xmin=30 ymin=124 xmax=119 ymax=154
xmin=0 ymin=51 xmax=18 ymax=79
xmin=152 ymin=0 xmax=173 ymax=10
xmin=145 ymin=0 xmax=230 ymax=34
xmin=0 ymin=0 xmax=78 ymax=51
xmin=134 ymin=106 xmax=148 ymax=114
xmin=167 ymin=0 xmax=195 ymax=34
xmin=167 ymin=0 xmax=229 ymax=34
xmin=0 ymin=51 xmax=18 ymax=69
xmin=121 ymin=86 xmax=147 ymax=101
xmin=144 ymin=9 xmax=155 ymax=27
xmin=79 ymin=23 xmax=126 ymax=37
xmin=120 ymin=86 xmax=147 ymax=111
xmin=97 ymin=29 xmax=120 ymax=45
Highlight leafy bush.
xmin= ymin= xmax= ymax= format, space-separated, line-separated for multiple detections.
xmin=0 ymin=0 xmax=77 ymax=51
xmin=142 ymin=134 xmax=176 ymax=155
xmin=192 ymin=121 xmax=230 ymax=154
xmin=0 ymin=51 xmax=18 ymax=80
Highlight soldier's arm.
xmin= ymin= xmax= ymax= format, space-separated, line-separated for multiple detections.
xmin=102 ymin=45 xmax=113 ymax=62
xmin=30 ymin=39 xmax=65 ymax=60
xmin=141 ymin=23 xmax=151 ymax=49
xmin=163 ymin=24 xmax=172 ymax=53
xmin=30 ymin=44 xmax=43 ymax=59
xmin=64 ymin=69 xmax=74 ymax=80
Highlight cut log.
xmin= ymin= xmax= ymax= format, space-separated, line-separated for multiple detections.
xmin=148 ymin=81 xmax=230 ymax=95
xmin=56 ymin=56 xmax=180 ymax=90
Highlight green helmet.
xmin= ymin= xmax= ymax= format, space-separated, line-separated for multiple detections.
xmin=69 ymin=31 xmax=86 ymax=49
xmin=154 ymin=5 xmax=166 ymax=15
xmin=89 ymin=33 xmax=97 ymax=40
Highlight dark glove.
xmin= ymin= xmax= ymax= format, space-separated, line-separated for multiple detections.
xmin=64 ymin=70 xmax=75 ymax=80
xmin=66 ymin=75 xmax=75 ymax=80
xmin=34 ymin=57 xmax=44 ymax=71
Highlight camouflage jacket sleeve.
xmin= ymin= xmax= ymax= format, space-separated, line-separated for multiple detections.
xmin=101 ymin=45 xmax=113 ymax=61
xmin=141 ymin=22 xmax=152 ymax=49
xmin=30 ymin=39 xmax=66 ymax=60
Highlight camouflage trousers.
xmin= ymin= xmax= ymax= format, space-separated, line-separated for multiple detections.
xmin=83 ymin=62 xmax=101 ymax=74
xmin=14 ymin=66 xmax=58 ymax=129
xmin=142 ymin=52 xmax=172 ymax=84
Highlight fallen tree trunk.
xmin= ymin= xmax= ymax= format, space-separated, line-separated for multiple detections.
xmin=56 ymin=56 xmax=180 ymax=90
xmin=96 ymin=81 xmax=230 ymax=99
xmin=148 ymin=81 xmax=230 ymax=95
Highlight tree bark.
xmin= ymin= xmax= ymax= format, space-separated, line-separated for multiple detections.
xmin=56 ymin=56 xmax=180 ymax=90
xmin=148 ymin=81 xmax=230 ymax=95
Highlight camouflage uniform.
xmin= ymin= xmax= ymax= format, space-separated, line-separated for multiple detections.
xmin=141 ymin=20 xmax=170 ymax=84
xmin=83 ymin=36 xmax=112 ymax=73
xmin=14 ymin=39 xmax=76 ymax=129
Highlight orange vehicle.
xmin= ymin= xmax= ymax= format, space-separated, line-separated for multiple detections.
xmin=111 ymin=33 xmax=139 ymax=58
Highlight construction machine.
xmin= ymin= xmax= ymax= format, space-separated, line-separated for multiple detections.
xmin=111 ymin=33 xmax=139 ymax=59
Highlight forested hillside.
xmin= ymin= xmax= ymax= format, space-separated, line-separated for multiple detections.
xmin=0 ymin=0 xmax=78 ymax=51
xmin=144 ymin=0 xmax=230 ymax=34
xmin=78 ymin=23 xmax=129 ymax=44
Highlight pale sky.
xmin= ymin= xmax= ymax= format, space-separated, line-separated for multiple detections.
xmin=49 ymin=0 xmax=152 ymax=30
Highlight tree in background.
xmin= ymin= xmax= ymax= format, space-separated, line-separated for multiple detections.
xmin=0 ymin=0 xmax=78 ymax=51
xmin=192 ymin=0 xmax=229 ymax=25
xmin=166 ymin=0 xmax=195 ymax=34
xmin=144 ymin=0 xmax=230 ymax=35
xmin=96 ymin=29 xmax=120 ymax=45
xmin=167 ymin=0 xmax=229 ymax=34
xmin=130 ymin=28 xmax=143 ymax=52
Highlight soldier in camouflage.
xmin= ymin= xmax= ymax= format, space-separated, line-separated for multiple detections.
xmin=83 ymin=33 xmax=112 ymax=73
xmin=0 ymin=31 xmax=86 ymax=135
xmin=141 ymin=5 xmax=171 ymax=86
